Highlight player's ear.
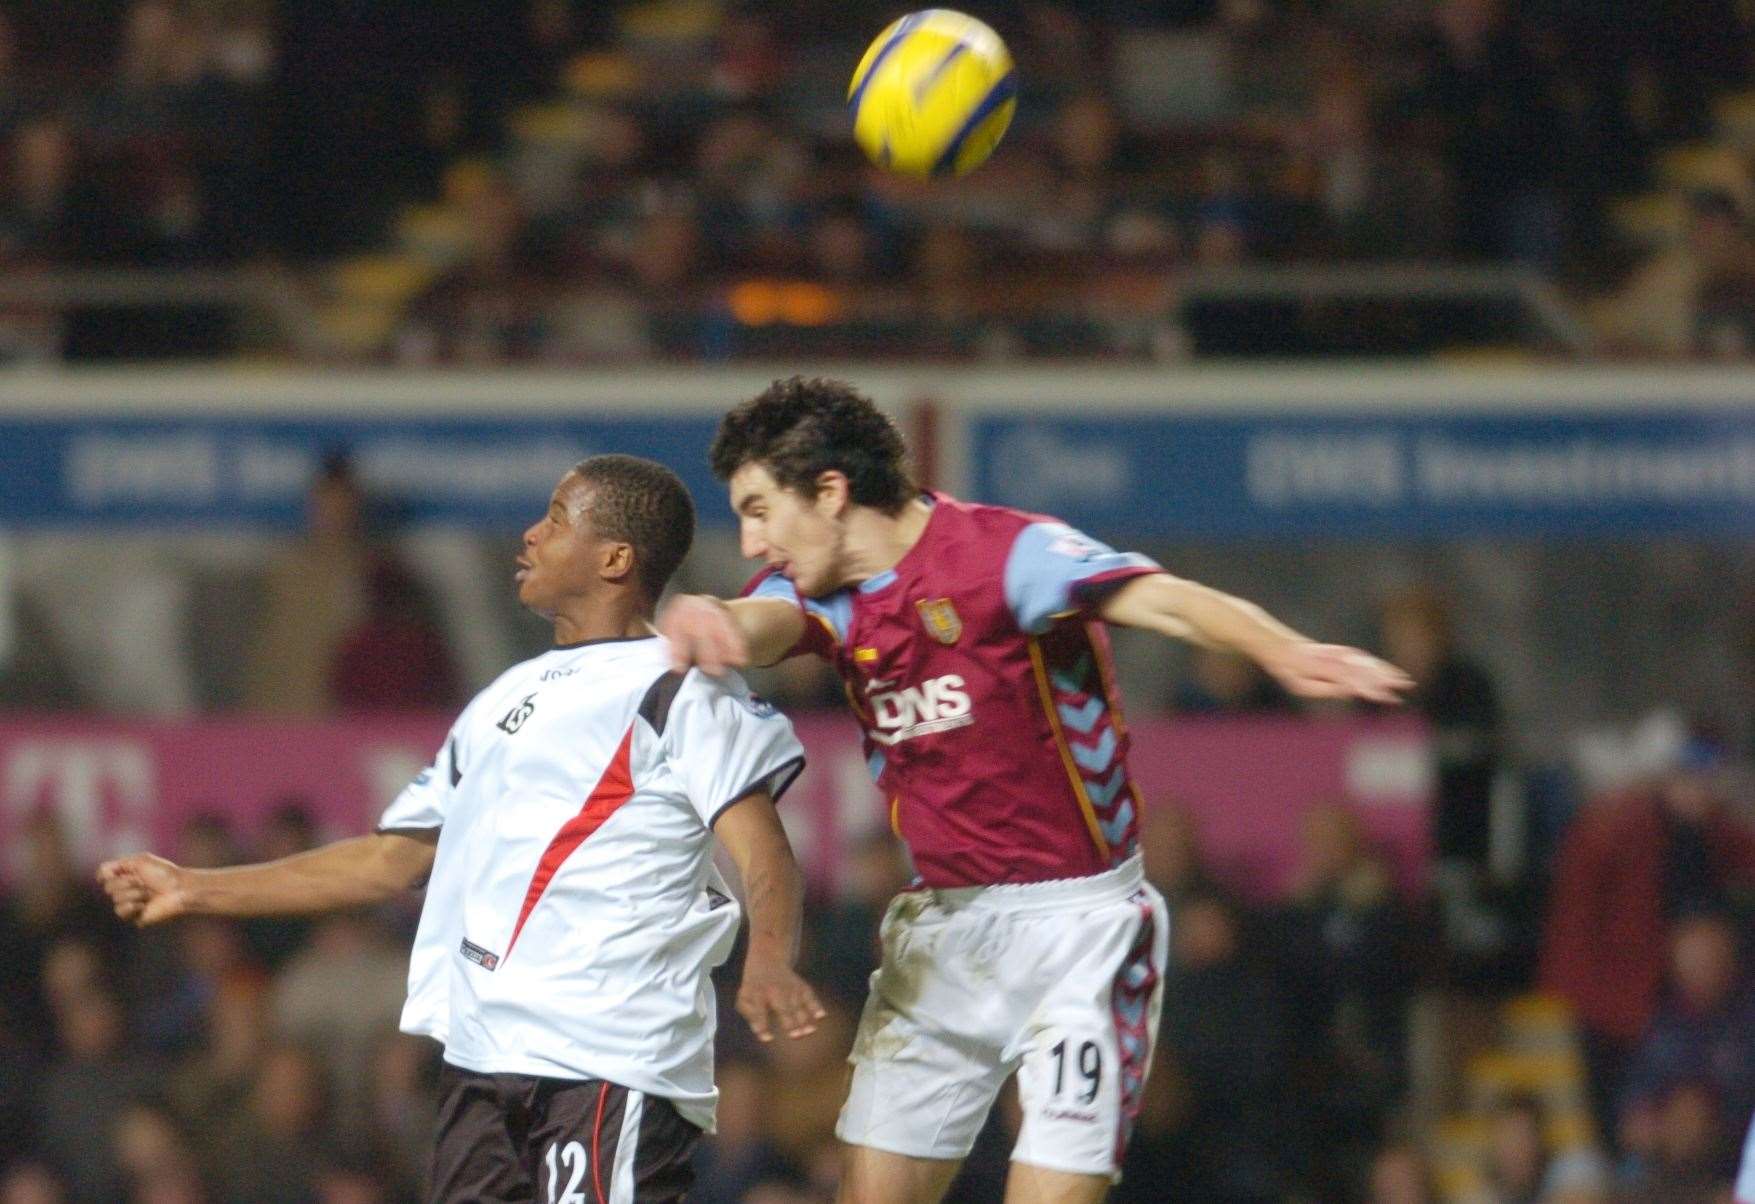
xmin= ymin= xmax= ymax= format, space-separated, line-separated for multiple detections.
xmin=599 ymin=540 xmax=637 ymax=586
xmin=812 ymin=470 xmax=851 ymax=516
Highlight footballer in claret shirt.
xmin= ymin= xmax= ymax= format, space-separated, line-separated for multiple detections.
xmin=660 ymin=377 xmax=1413 ymax=1204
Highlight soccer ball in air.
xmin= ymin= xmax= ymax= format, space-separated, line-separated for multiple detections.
xmin=848 ymin=10 xmax=1017 ymax=179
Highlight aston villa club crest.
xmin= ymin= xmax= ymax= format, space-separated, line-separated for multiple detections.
xmin=916 ymin=598 xmax=962 ymax=645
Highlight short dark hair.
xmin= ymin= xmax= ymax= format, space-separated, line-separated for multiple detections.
xmin=571 ymin=454 xmax=695 ymax=601
xmin=710 ymin=376 xmax=914 ymax=513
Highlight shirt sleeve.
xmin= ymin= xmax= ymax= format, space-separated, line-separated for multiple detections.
xmin=740 ymin=567 xmax=847 ymax=659
xmin=377 ymin=731 xmax=460 ymax=831
xmin=664 ymin=669 xmax=806 ymax=829
xmin=1003 ymin=520 xmax=1162 ymax=634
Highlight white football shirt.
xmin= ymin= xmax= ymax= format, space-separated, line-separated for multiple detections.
xmin=378 ymin=634 xmax=804 ymax=1130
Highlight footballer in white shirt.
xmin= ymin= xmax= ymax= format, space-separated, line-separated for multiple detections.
xmin=99 ymin=454 xmax=825 ymax=1204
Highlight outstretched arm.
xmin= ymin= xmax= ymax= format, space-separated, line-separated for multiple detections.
xmin=1099 ymin=572 xmax=1413 ymax=704
xmin=97 ymin=830 xmax=439 ymax=926
xmin=712 ymin=792 xmax=826 ymax=1042
xmin=659 ymin=595 xmax=807 ymax=674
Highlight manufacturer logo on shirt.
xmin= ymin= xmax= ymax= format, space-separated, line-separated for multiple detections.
xmin=915 ymin=598 xmax=962 ymax=645
xmin=460 ymin=938 xmax=501 ymax=971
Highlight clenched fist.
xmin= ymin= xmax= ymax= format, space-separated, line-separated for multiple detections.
xmin=97 ymin=854 xmax=192 ymax=927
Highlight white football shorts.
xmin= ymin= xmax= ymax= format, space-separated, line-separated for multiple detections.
xmin=1735 ymin=1108 xmax=1754 ymax=1204
xmin=836 ymin=855 xmax=1168 ymax=1178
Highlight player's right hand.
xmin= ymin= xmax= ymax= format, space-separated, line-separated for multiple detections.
xmin=736 ymin=956 xmax=828 ymax=1043
xmin=658 ymin=594 xmax=749 ymax=676
xmin=96 ymin=853 xmax=191 ymax=927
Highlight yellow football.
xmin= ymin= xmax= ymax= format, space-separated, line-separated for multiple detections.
xmin=847 ymin=10 xmax=1017 ymax=179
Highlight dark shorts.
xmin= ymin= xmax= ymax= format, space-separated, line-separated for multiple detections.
xmin=429 ymin=1063 xmax=700 ymax=1204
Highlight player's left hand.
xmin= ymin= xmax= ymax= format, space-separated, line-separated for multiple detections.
xmin=1262 ymin=642 xmax=1414 ymax=704
xmin=737 ymin=956 xmax=827 ymax=1043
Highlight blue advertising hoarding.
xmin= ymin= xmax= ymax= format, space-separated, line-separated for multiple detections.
xmin=3 ymin=406 xmax=1753 ymax=537
xmin=0 ymin=416 xmax=727 ymax=529
xmin=971 ymin=410 xmax=1755 ymax=538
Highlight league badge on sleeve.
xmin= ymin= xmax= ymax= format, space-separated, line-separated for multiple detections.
xmin=738 ymin=691 xmax=779 ymax=718
xmin=1046 ymin=528 xmax=1103 ymax=561
xmin=916 ymin=598 xmax=963 ymax=645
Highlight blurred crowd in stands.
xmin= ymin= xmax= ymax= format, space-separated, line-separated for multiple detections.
xmin=1 ymin=3 xmax=1753 ymax=1200
xmin=0 ymin=724 xmax=1749 ymax=1202
xmin=0 ymin=0 xmax=1752 ymax=361
xmin=0 ymin=457 xmax=1750 ymax=1202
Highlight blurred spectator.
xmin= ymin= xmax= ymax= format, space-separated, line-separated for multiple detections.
xmin=1414 ymin=0 xmax=1565 ymax=266
xmin=111 ymin=1098 xmax=203 ymax=1200
xmin=1620 ymin=914 xmax=1755 ymax=1133
xmin=761 ymin=1002 xmax=856 ymax=1166
xmin=238 ymin=798 xmax=321 ymax=967
xmin=801 ymin=831 xmax=910 ymax=1007
xmin=1280 ymin=70 xmax=1449 ymax=260
xmin=0 ymin=1001 xmax=37 ymax=1179
xmin=0 ymin=811 xmax=120 ymax=1053
xmin=1113 ymin=1043 xmax=1185 ymax=1203
xmin=1379 ymin=586 xmax=1502 ymax=876
xmin=39 ymin=988 xmax=160 ymax=1202
xmin=393 ymin=175 xmax=548 ymax=365
xmin=360 ymin=1033 xmax=439 ymax=1200
xmin=1171 ymin=646 xmax=1294 ymax=715
xmin=1139 ymin=802 xmax=1221 ymax=907
xmin=1 ymin=0 xmax=1749 ymax=362
xmin=0 ymin=119 xmax=78 ymax=263
xmin=1594 ymin=189 xmax=1755 ymax=361
xmin=1158 ymin=890 xmax=1291 ymax=1200
xmin=174 ymin=815 xmax=238 ymax=870
xmin=0 ymin=1165 xmax=66 ymax=1204
xmin=1614 ymin=1081 xmax=1737 ymax=1201
xmin=1272 ymin=803 xmax=1411 ymax=1193
xmin=209 ymin=1043 xmax=335 ymax=1204
xmin=690 ymin=1058 xmax=800 ymax=1204
xmin=38 ymin=938 xmax=106 ymax=1018
xmin=1465 ymin=1091 xmax=1609 ymax=1204
xmin=255 ymin=800 xmax=321 ymax=861
xmin=242 ymin=453 xmax=373 ymax=715
xmin=1366 ymin=1139 xmax=1440 ymax=1204
xmin=312 ymin=1163 xmax=387 ymax=1204
xmin=1541 ymin=734 xmax=1755 ymax=1148
xmin=268 ymin=914 xmax=409 ymax=1121
xmin=910 ymin=223 xmax=984 ymax=326
xmin=133 ymin=916 xmax=261 ymax=1057
xmin=802 ymin=201 xmax=881 ymax=286
xmin=168 ymin=982 xmax=268 ymax=1143
xmin=327 ymin=559 xmax=461 ymax=711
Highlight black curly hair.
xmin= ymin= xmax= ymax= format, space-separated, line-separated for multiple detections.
xmin=570 ymin=454 xmax=695 ymax=601
xmin=709 ymin=376 xmax=914 ymax=514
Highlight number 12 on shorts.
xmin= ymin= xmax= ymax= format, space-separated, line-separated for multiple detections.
xmin=544 ymin=1141 xmax=587 ymax=1204
xmin=1049 ymin=1037 xmax=1103 ymax=1104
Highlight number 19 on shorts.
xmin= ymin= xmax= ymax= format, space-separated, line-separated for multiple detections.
xmin=1049 ymin=1038 xmax=1103 ymax=1104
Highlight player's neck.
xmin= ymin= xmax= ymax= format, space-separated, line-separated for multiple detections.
xmin=838 ymin=496 xmax=933 ymax=586
xmin=551 ymin=599 xmax=654 ymax=646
